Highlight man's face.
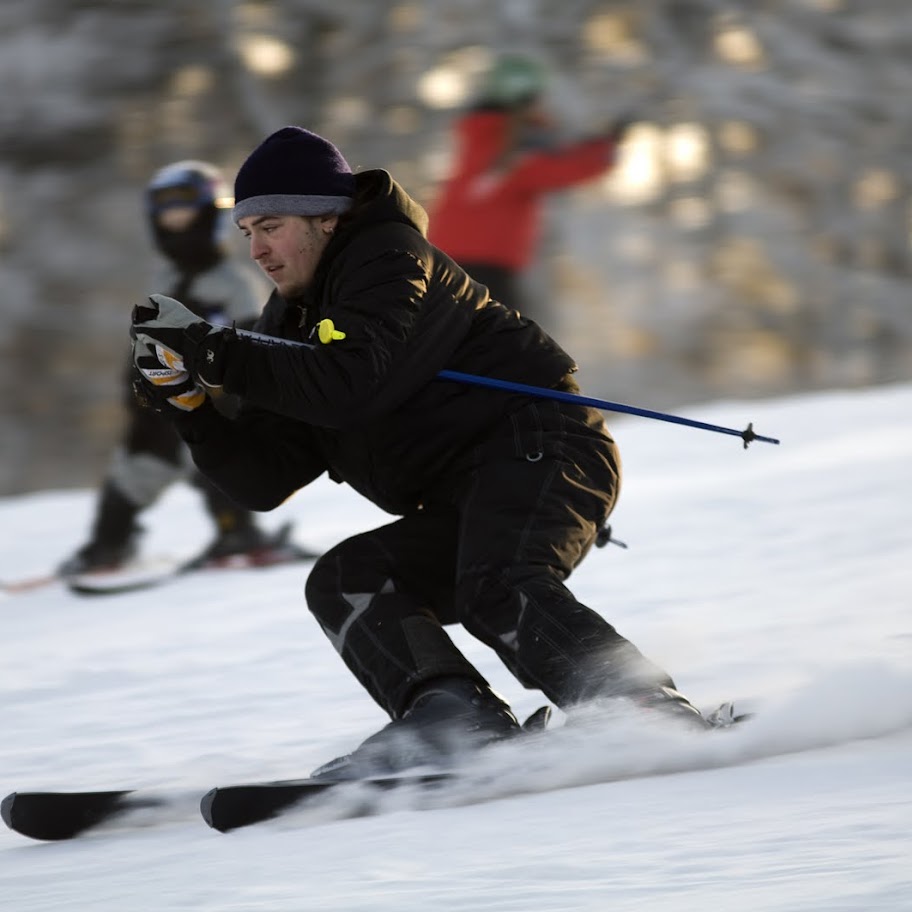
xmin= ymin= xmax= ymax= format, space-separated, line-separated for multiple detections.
xmin=238 ymin=214 xmax=337 ymax=298
xmin=155 ymin=206 xmax=199 ymax=233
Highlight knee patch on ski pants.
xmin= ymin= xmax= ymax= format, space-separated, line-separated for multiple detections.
xmin=304 ymin=535 xmax=485 ymax=717
xmin=107 ymin=447 xmax=187 ymax=509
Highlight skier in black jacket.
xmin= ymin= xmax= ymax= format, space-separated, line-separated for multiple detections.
xmin=131 ymin=127 xmax=709 ymax=776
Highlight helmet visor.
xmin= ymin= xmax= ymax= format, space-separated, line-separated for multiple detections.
xmin=149 ymin=184 xmax=233 ymax=213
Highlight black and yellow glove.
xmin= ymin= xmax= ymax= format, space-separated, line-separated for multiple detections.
xmin=131 ymin=335 xmax=206 ymax=413
xmin=131 ymin=293 xmax=231 ymax=393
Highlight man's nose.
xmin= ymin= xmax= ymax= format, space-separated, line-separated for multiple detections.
xmin=250 ymin=235 xmax=268 ymax=259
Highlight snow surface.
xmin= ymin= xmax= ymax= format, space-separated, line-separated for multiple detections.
xmin=2 ymin=383 xmax=910 ymax=911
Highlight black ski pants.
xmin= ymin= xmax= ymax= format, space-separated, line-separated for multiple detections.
xmin=305 ymin=399 xmax=675 ymax=718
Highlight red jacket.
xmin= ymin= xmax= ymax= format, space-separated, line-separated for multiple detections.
xmin=428 ymin=110 xmax=616 ymax=271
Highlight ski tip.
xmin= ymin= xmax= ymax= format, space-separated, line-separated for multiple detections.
xmin=199 ymin=784 xmax=300 ymax=833
xmin=199 ymin=780 xmax=344 ymax=833
xmin=1 ymin=792 xmax=17 ymax=829
xmin=199 ymin=787 xmax=221 ymax=831
xmin=0 ymin=790 xmax=139 ymax=841
xmin=1 ymin=575 xmax=61 ymax=595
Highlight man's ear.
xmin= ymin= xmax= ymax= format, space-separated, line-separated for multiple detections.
xmin=320 ymin=214 xmax=340 ymax=235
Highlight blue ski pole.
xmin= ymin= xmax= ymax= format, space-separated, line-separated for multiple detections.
xmin=437 ymin=370 xmax=779 ymax=449
xmin=231 ymin=326 xmax=780 ymax=448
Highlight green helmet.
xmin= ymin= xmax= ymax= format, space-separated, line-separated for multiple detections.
xmin=477 ymin=54 xmax=548 ymax=108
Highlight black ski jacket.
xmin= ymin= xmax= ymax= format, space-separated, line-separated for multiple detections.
xmin=177 ymin=169 xmax=578 ymax=515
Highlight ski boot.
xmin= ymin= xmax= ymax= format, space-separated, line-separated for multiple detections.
xmin=568 ymin=684 xmax=713 ymax=733
xmin=628 ymin=685 xmax=713 ymax=731
xmin=58 ymin=483 xmax=140 ymax=577
xmin=186 ymin=519 xmax=316 ymax=570
xmin=312 ymin=677 xmax=522 ymax=780
xmin=57 ymin=536 xmax=139 ymax=577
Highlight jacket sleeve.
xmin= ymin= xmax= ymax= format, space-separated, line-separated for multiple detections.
xmin=506 ymin=136 xmax=617 ymax=193
xmin=174 ymin=401 xmax=327 ymax=511
xmin=219 ymin=236 xmax=471 ymax=429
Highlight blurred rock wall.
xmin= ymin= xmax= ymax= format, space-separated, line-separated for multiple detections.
xmin=2 ymin=0 xmax=911 ymax=494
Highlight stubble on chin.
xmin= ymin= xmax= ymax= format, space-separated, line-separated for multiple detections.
xmin=277 ymin=277 xmax=308 ymax=299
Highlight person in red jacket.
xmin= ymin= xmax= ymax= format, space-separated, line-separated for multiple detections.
xmin=429 ymin=54 xmax=631 ymax=322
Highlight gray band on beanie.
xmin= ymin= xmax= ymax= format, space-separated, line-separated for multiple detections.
xmin=233 ymin=194 xmax=353 ymax=223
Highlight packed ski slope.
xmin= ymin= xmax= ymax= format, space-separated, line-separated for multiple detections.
xmin=2 ymin=382 xmax=910 ymax=911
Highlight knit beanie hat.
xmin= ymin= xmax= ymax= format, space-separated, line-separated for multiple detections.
xmin=476 ymin=54 xmax=548 ymax=108
xmin=233 ymin=126 xmax=355 ymax=223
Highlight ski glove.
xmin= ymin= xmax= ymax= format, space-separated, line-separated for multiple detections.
xmin=132 ymin=335 xmax=206 ymax=413
xmin=131 ymin=293 xmax=230 ymax=390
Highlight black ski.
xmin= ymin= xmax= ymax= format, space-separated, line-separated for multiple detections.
xmin=2 ymin=705 xmax=752 ymax=840
xmin=1 ymin=790 xmax=164 ymax=841
xmin=201 ymin=703 xmax=751 ymax=833
xmin=201 ymin=705 xmax=552 ymax=832
xmin=200 ymin=773 xmax=455 ymax=832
